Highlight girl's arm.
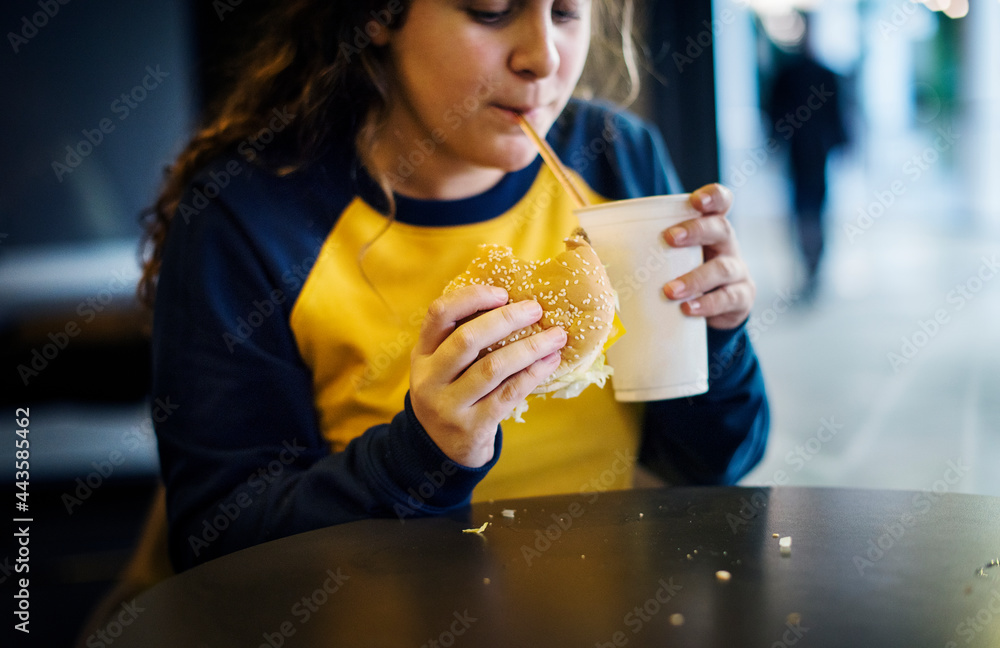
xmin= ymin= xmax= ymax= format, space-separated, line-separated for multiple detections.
xmin=152 ymin=190 xmax=499 ymax=572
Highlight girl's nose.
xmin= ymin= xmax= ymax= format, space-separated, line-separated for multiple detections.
xmin=509 ymin=12 xmax=560 ymax=79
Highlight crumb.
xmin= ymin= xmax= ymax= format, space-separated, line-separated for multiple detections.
xmin=686 ymin=554 xmax=693 ymax=560
xmin=502 ymin=509 xmax=516 ymax=519
xmin=786 ymin=613 xmax=802 ymax=626
xmin=772 ymin=533 xmax=779 ymax=538
xmin=463 ymin=522 xmax=490 ymax=534
xmin=669 ymin=613 xmax=685 ymax=626
xmin=483 ymin=578 xmax=491 ymax=585
xmin=779 ymin=536 xmax=792 ymax=557
xmin=581 ymin=554 xmax=586 ymax=559
xmin=716 ymin=570 xmax=732 ymax=582
xmin=639 ymin=513 xmax=644 ymax=519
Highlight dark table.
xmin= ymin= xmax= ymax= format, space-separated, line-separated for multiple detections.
xmin=109 ymin=487 xmax=1000 ymax=647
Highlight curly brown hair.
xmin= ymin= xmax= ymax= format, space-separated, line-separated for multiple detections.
xmin=138 ymin=0 xmax=640 ymax=308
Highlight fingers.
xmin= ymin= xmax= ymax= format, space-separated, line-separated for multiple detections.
xmin=665 ymin=254 xmax=746 ymax=300
xmin=486 ymin=351 xmax=563 ymax=417
xmin=415 ymin=285 xmax=509 ymax=356
xmin=689 ymin=183 xmax=733 ymax=215
xmin=664 ymin=254 xmax=755 ymax=328
xmin=454 ymin=327 xmax=566 ymax=406
xmin=682 ymin=281 xmax=756 ymax=330
xmin=436 ymin=299 xmax=551 ymax=376
xmin=663 ymin=214 xmax=737 ymax=251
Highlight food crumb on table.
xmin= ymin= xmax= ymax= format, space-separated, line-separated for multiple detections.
xmin=462 ymin=522 xmax=490 ymax=534
xmin=716 ymin=570 xmax=732 ymax=582
xmin=669 ymin=613 xmax=685 ymax=626
xmin=502 ymin=509 xmax=516 ymax=519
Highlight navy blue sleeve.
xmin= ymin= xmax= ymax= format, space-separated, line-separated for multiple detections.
xmin=152 ymin=184 xmax=499 ymax=571
xmin=639 ymin=322 xmax=769 ymax=485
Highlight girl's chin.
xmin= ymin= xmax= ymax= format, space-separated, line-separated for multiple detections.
xmin=484 ymin=139 xmax=544 ymax=173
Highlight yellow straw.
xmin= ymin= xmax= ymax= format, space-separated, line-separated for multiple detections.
xmin=516 ymin=113 xmax=589 ymax=209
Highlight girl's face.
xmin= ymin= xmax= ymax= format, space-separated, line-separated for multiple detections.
xmin=375 ymin=0 xmax=592 ymax=197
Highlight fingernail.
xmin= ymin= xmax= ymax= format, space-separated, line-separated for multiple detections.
xmin=666 ymin=280 xmax=685 ymax=296
xmin=667 ymin=227 xmax=687 ymax=244
xmin=490 ymin=287 xmax=508 ymax=300
xmin=699 ymin=193 xmax=713 ymax=210
xmin=687 ymin=299 xmax=701 ymax=312
xmin=522 ymin=300 xmax=542 ymax=316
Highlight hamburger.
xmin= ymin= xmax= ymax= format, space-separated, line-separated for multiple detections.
xmin=445 ymin=235 xmax=621 ymax=421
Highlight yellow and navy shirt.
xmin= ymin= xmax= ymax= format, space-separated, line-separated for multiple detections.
xmin=153 ymin=100 xmax=769 ymax=570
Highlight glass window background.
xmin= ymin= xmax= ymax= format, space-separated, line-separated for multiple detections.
xmin=713 ymin=0 xmax=1000 ymax=494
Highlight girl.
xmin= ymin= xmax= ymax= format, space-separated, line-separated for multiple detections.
xmin=141 ymin=0 xmax=769 ymax=571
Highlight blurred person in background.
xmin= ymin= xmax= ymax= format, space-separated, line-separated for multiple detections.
xmin=766 ymin=12 xmax=848 ymax=302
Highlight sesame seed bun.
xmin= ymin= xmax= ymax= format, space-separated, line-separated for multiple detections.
xmin=445 ymin=235 xmax=616 ymax=400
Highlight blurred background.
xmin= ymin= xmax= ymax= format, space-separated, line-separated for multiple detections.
xmin=0 ymin=0 xmax=997 ymax=645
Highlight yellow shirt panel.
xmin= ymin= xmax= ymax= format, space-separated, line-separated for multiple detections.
xmin=290 ymin=168 xmax=641 ymax=500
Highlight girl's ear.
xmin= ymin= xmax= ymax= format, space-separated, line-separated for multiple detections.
xmin=369 ymin=20 xmax=391 ymax=47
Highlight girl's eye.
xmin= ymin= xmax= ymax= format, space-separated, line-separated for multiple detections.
xmin=552 ymin=9 xmax=581 ymax=23
xmin=468 ymin=10 xmax=512 ymax=25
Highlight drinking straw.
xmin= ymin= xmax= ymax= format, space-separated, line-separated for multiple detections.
xmin=516 ymin=113 xmax=590 ymax=209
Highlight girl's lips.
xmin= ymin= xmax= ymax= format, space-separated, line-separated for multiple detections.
xmin=492 ymin=104 xmax=540 ymax=123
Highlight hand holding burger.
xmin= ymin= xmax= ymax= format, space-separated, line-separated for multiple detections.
xmin=409 ymin=236 xmax=617 ymax=468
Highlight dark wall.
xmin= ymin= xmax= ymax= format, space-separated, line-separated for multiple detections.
xmin=643 ymin=0 xmax=721 ymax=191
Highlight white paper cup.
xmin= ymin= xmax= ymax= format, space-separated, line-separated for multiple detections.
xmin=575 ymin=194 xmax=708 ymax=402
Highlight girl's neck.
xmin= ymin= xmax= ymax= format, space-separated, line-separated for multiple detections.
xmin=367 ymin=110 xmax=507 ymax=202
